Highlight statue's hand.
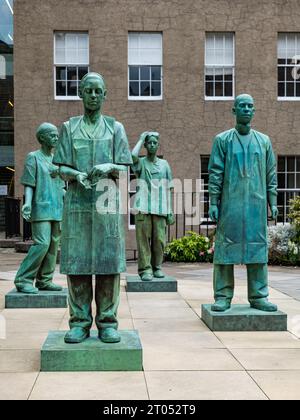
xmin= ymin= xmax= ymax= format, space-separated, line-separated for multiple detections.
xmin=166 ymin=213 xmax=175 ymax=226
xmin=271 ymin=206 xmax=278 ymax=220
xmin=139 ymin=131 xmax=149 ymax=144
xmin=209 ymin=205 xmax=219 ymax=222
xmin=22 ymin=204 xmax=32 ymax=222
xmin=76 ymin=172 xmax=91 ymax=189
xmin=89 ymin=164 xmax=114 ymax=178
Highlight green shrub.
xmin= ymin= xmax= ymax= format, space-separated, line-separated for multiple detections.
xmin=165 ymin=231 xmax=214 ymax=263
xmin=288 ymin=195 xmax=300 ymax=243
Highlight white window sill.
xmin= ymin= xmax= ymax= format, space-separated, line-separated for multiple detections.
xmin=55 ymin=96 xmax=81 ymax=101
xmin=277 ymin=97 xmax=300 ymax=101
xmin=205 ymin=96 xmax=234 ymax=101
xmin=128 ymin=96 xmax=162 ymax=101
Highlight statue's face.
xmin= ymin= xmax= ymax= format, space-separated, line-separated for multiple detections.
xmin=233 ymin=96 xmax=255 ymax=124
xmin=145 ymin=135 xmax=159 ymax=154
xmin=81 ymin=78 xmax=106 ymax=112
xmin=41 ymin=128 xmax=59 ymax=149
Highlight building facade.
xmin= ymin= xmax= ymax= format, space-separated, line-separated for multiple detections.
xmin=9 ymin=0 xmax=300 ymax=248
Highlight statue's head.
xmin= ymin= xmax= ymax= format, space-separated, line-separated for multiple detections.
xmin=79 ymin=72 xmax=107 ymax=112
xmin=36 ymin=123 xmax=58 ymax=149
xmin=232 ymin=94 xmax=255 ymax=124
xmin=144 ymin=132 xmax=160 ymax=155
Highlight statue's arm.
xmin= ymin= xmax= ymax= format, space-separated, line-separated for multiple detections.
xmin=266 ymin=139 xmax=278 ymax=219
xmin=208 ymin=136 xmax=225 ymax=221
xmin=22 ymin=186 xmax=34 ymax=221
xmin=132 ymin=132 xmax=148 ymax=164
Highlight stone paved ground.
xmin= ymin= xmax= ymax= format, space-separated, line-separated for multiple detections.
xmin=0 ymin=248 xmax=300 ymax=400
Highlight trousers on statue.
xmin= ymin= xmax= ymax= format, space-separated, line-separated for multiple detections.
xmin=213 ymin=263 xmax=269 ymax=305
xmin=15 ymin=221 xmax=61 ymax=289
xmin=67 ymin=274 xmax=120 ymax=331
xmin=135 ymin=214 xmax=166 ymax=276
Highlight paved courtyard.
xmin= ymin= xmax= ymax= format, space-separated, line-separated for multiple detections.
xmin=0 ymin=248 xmax=300 ymax=400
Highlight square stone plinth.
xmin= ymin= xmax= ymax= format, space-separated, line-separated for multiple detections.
xmin=5 ymin=289 xmax=68 ymax=309
xmin=126 ymin=275 xmax=177 ymax=292
xmin=201 ymin=304 xmax=287 ymax=332
xmin=41 ymin=330 xmax=143 ymax=372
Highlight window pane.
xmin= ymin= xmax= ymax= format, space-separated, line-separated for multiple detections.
xmin=278 ymin=58 xmax=286 ymax=65
xmin=287 ymin=173 xmax=295 ymax=188
xmin=139 ymin=49 xmax=162 ymax=65
xmin=56 ymin=66 xmax=66 ymax=80
xmin=78 ymin=66 xmax=88 ymax=80
xmin=129 ymin=66 xmax=139 ymax=80
xmin=224 ymin=68 xmax=233 ymax=81
xmin=206 ymin=34 xmax=214 ymax=49
xmin=66 ymin=48 xmax=78 ymax=64
xmin=286 ymin=82 xmax=295 ymax=97
xmin=151 ymin=82 xmax=161 ymax=96
xmin=129 ymin=82 xmax=139 ymax=96
xmin=205 ymin=49 xmax=215 ymax=65
xmin=286 ymin=67 xmax=295 ymax=82
xmin=278 ymin=82 xmax=285 ymax=97
xmin=55 ymin=49 xmax=65 ymax=63
xmin=140 ymin=66 xmax=150 ymax=80
xmin=215 ymin=68 xmax=223 ymax=81
xmin=141 ymin=81 xmax=150 ymax=96
xmin=65 ymin=34 xmax=77 ymax=49
xmin=287 ymin=156 xmax=295 ymax=171
xmin=224 ymin=82 xmax=233 ymax=97
xmin=201 ymin=157 xmax=210 ymax=174
xmin=297 ymin=157 xmax=300 ymax=171
xmin=278 ymin=66 xmax=285 ymax=81
xmin=139 ymin=33 xmax=162 ymax=49
xmin=278 ymin=173 xmax=286 ymax=188
xmin=55 ymin=33 xmax=65 ymax=49
xmin=78 ymin=34 xmax=88 ymax=49
xmin=278 ymin=192 xmax=284 ymax=206
xmin=205 ymin=67 xmax=214 ymax=80
xmin=78 ymin=49 xmax=89 ymax=64
xmin=215 ymin=34 xmax=224 ymax=49
xmin=215 ymin=49 xmax=224 ymax=65
xmin=215 ymin=82 xmax=223 ymax=96
xmin=67 ymin=81 xmax=77 ymax=96
xmin=296 ymin=173 xmax=300 ymax=188
xmin=277 ymin=156 xmax=285 ymax=172
xmin=56 ymin=81 xmax=66 ymax=96
xmin=206 ymin=82 xmax=214 ymax=96
xmin=224 ymin=49 xmax=233 ymax=65
xmin=67 ymin=67 xmax=77 ymax=80
xmin=151 ymin=66 xmax=161 ymax=80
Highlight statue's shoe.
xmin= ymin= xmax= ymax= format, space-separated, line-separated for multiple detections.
xmin=250 ymin=299 xmax=278 ymax=312
xmin=16 ymin=284 xmax=39 ymax=294
xmin=36 ymin=282 xmax=63 ymax=292
xmin=211 ymin=300 xmax=231 ymax=312
xmin=140 ymin=273 xmax=153 ymax=281
xmin=99 ymin=327 xmax=121 ymax=343
xmin=64 ymin=327 xmax=90 ymax=344
xmin=153 ymin=269 xmax=165 ymax=278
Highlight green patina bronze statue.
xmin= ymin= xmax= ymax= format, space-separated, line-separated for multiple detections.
xmin=132 ymin=131 xmax=174 ymax=281
xmin=15 ymin=123 xmax=65 ymax=294
xmin=53 ymin=72 xmax=132 ymax=344
xmin=208 ymin=94 xmax=278 ymax=312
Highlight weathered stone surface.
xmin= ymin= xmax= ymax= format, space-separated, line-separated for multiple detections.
xmin=41 ymin=330 xmax=143 ymax=372
xmin=201 ymin=304 xmax=287 ymax=332
xmin=126 ymin=275 xmax=177 ymax=292
xmin=5 ymin=288 xmax=68 ymax=309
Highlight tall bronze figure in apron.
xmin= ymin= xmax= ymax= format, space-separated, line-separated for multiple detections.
xmin=54 ymin=73 xmax=132 ymax=343
xmin=208 ymin=94 xmax=278 ymax=312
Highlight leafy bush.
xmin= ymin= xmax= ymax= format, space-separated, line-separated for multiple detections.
xmin=165 ymin=231 xmax=214 ymax=263
xmin=288 ymin=196 xmax=300 ymax=242
xmin=268 ymin=224 xmax=299 ymax=266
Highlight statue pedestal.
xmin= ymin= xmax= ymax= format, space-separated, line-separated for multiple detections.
xmin=41 ymin=330 xmax=143 ymax=372
xmin=201 ymin=304 xmax=287 ymax=332
xmin=5 ymin=288 xmax=68 ymax=309
xmin=126 ymin=275 xmax=177 ymax=292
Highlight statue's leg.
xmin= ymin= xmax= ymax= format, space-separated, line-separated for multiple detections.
xmin=35 ymin=221 xmax=62 ymax=291
xmin=211 ymin=264 xmax=234 ymax=311
xmin=136 ymin=213 xmax=153 ymax=280
xmin=95 ymin=274 xmax=121 ymax=343
xmin=64 ymin=275 xmax=93 ymax=343
xmin=247 ymin=263 xmax=277 ymax=312
xmin=151 ymin=215 xmax=166 ymax=278
xmin=14 ymin=221 xmax=51 ymax=294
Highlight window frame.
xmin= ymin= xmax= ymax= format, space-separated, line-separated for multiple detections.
xmin=277 ymin=33 xmax=300 ymax=101
xmin=128 ymin=32 xmax=163 ymax=101
xmin=277 ymin=155 xmax=300 ymax=223
xmin=53 ymin=32 xmax=89 ymax=101
xmin=204 ymin=32 xmax=235 ymax=101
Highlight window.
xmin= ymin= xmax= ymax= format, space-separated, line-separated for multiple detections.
xmin=200 ymin=155 xmax=210 ymax=221
xmin=278 ymin=33 xmax=300 ymax=99
xmin=205 ymin=33 xmax=234 ymax=100
xmin=128 ymin=32 xmax=162 ymax=100
xmin=277 ymin=156 xmax=300 ymax=222
xmin=54 ymin=32 xmax=89 ymax=99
